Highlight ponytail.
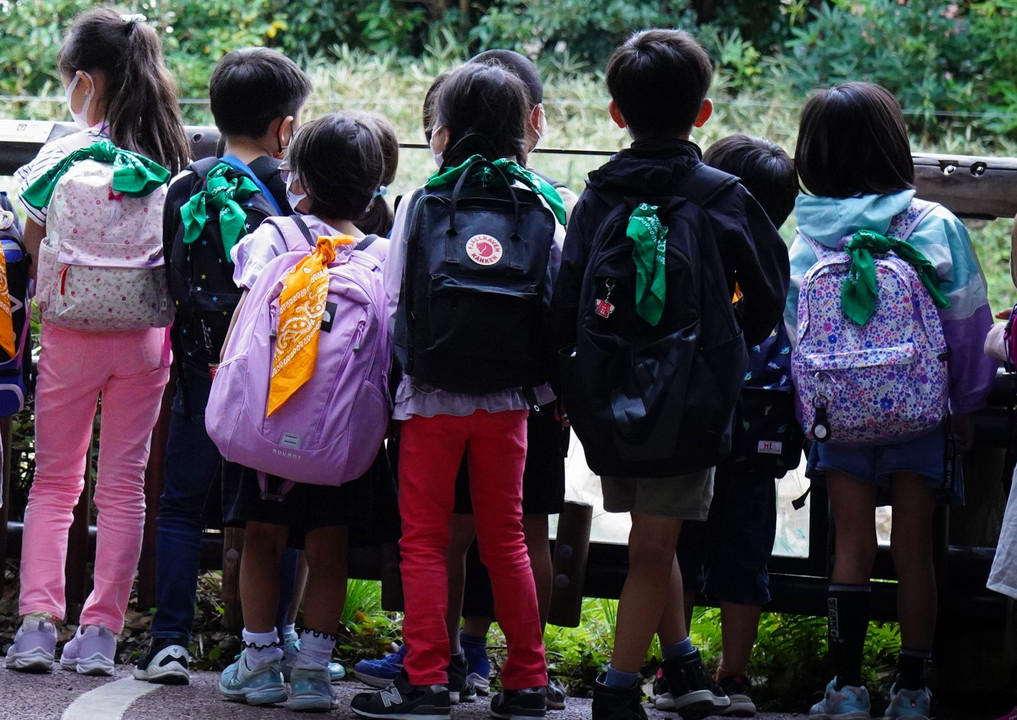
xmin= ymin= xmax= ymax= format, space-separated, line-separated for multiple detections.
xmin=59 ymin=8 xmax=189 ymax=174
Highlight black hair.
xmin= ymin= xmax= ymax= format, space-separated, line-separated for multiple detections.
xmin=422 ymin=72 xmax=450 ymax=143
xmin=433 ymin=62 xmax=529 ymax=166
xmin=209 ymin=47 xmax=312 ymax=140
xmin=605 ymin=29 xmax=712 ymax=139
xmin=470 ymin=49 xmax=543 ymax=106
xmin=287 ymin=113 xmax=383 ymax=222
xmin=348 ymin=111 xmax=399 ymax=236
xmin=58 ymin=7 xmax=188 ymax=173
xmin=795 ymin=82 xmax=914 ymax=198
xmin=704 ymin=134 xmax=796 ymax=228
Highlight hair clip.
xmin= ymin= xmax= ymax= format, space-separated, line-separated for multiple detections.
xmin=120 ymin=12 xmax=147 ymax=23
xmin=372 ymin=186 xmax=388 ymax=199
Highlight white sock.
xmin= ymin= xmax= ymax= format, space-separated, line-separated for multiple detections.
xmin=242 ymin=628 xmax=283 ymax=665
xmin=294 ymin=630 xmax=335 ymax=670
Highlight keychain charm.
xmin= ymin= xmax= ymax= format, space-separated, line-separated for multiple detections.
xmin=0 ymin=210 xmax=14 ymax=231
xmin=811 ymin=392 xmax=831 ymax=442
xmin=595 ymin=278 xmax=616 ymax=318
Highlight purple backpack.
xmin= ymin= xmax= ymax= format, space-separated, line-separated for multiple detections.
xmin=792 ymin=199 xmax=949 ymax=446
xmin=206 ymin=218 xmax=391 ymax=490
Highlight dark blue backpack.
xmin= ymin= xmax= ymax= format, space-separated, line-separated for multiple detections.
xmin=0 ymin=191 xmax=33 ymax=416
xmin=727 ymin=321 xmax=804 ymax=477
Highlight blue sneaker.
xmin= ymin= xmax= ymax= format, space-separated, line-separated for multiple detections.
xmin=289 ymin=665 xmax=339 ymax=712
xmin=281 ymin=633 xmax=347 ymax=683
xmin=461 ymin=637 xmax=491 ymax=696
xmin=355 ymin=644 xmax=407 ymax=689
xmin=883 ymin=683 xmax=931 ymax=719
xmin=219 ymin=648 xmax=287 ymax=706
xmin=809 ymin=678 xmax=871 ymax=720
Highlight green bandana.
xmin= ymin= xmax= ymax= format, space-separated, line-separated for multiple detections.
xmin=424 ymin=155 xmax=567 ymax=226
xmin=179 ymin=163 xmax=262 ymax=257
xmin=21 ymin=140 xmax=170 ymax=210
xmin=841 ymin=229 xmax=950 ymax=326
xmin=629 ymin=203 xmax=669 ymax=326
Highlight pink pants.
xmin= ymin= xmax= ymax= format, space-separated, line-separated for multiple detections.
xmin=20 ymin=323 xmax=170 ymax=632
xmin=399 ymin=409 xmax=547 ymax=689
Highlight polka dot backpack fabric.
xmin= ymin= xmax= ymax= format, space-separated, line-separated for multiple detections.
xmin=792 ymin=199 xmax=949 ymax=446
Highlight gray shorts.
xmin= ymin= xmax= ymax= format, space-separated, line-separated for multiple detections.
xmin=601 ymin=467 xmax=715 ymax=521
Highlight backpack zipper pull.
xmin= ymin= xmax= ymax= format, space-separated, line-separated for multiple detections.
xmin=810 ymin=373 xmax=831 ymax=442
xmin=353 ymin=320 xmax=366 ymax=351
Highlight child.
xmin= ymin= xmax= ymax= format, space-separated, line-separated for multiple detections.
xmin=6 ymin=8 xmax=188 ymax=675
xmin=217 ymin=112 xmax=387 ymax=712
xmin=134 ymin=45 xmax=312 ymax=686
xmin=351 ymin=60 xmax=562 ymax=720
xmin=786 ymin=82 xmax=995 ymax=719
xmin=669 ymin=134 xmax=799 ymax=717
xmin=353 ymin=111 xmax=400 ymax=237
xmin=354 ymin=51 xmax=576 ymax=708
xmin=549 ymin=29 xmax=788 ymax=720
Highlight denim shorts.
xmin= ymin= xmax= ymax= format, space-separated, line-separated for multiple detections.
xmin=805 ymin=424 xmax=963 ymax=505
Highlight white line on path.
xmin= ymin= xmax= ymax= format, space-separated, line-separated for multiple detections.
xmin=62 ymin=678 xmax=160 ymax=720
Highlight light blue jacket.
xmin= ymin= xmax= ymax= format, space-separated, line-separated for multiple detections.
xmin=785 ymin=190 xmax=994 ymax=414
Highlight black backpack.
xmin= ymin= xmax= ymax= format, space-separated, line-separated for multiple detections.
xmin=727 ymin=321 xmax=804 ymax=477
xmin=167 ymin=157 xmax=281 ymax=374
xmin=559 ymin=163 xmax=748 ymax=477
xmin=0 ymin=191 xmax=32 ymax=416
xmin=399 ymin=158 xmax=557 ymax=393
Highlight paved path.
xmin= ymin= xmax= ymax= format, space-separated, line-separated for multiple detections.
xmin=0 ymin=667 xmax=812 ymax=720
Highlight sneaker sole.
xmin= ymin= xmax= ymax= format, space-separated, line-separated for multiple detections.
xmin=133 ymin=662 xmax=190 ymax=685
xmin=723 ymin=695 xmax=757 ymax=717
xmin=882 ymin=716 xmax=929 ymax=720
xmin=350 ymin=709 xmax=450 ymax=720
xmin=672 ymin=690 xmax=732 ymax=720
xmin=489 ymin=709 xmax=547 ymax=720
xmin=6 ymin=650 xmax=55 ymax=673
xmin=61 ymin=657 xmax=115 ymax=676
xmin=810 ymin=713 xmax=871 ymax=720
xmin=290 ymin=695 xmax=339 ymax=712
xmin=451 ymin=690 xmax=478 ymax=704
xmin=468 ymin=673 xmax=491 ymax=696
xmin=219 ymin=683 xmax=288 ymax=706
xmin=355 ymin=671 xmax=402 ymax=689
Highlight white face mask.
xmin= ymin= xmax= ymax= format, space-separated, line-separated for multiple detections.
xmin=286 ymin=175 xmax=307 ymax=213
xmin=65 ymin=72 xmax=95 ymax=130
xmin=429 ymin=127 xmax=444 ymax=169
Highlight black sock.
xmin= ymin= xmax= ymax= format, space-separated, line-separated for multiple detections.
xmin=828 ymin=584 xmax=871 ymax=689
xmin=896 ymin=648 xmax=931 ymax=690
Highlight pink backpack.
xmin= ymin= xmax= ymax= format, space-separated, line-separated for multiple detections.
xmin=792 ymin=199 xmax=949 ymax=445
xmin=205 ymin=219 xmax=391 ymax=489
xmin=38 ymin=157 xmax=173 ymax=331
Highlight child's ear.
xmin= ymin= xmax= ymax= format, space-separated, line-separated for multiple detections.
xmin=608 ymin=100 xmax=627 ymax=129
xmin=694 ymin=98 xmax=713 ymax=128
xmin=277 ymin=115 xmax=296 ymax=148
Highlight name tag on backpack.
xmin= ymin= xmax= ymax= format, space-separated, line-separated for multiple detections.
xmin=757 ymin=440 xmax=783 ymax=455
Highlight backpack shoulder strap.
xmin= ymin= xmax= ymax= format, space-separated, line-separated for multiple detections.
xmin=189 ymin=156 xmax=221 ymax=180
xmin=887 ymin=198 xmax=939 ymax=243
xmin=676 ymin=163 xmax=740 ymax=208
xmin=262 ymin=216 xmax=313 ymax=251
xmin=290 ymin=215 xmax=316 ymax=247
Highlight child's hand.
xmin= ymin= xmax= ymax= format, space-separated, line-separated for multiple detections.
xmin=952 ymin=413 xmax=975 ymax=455
xmin=996 ymin=307 xmax=1012 ymax=320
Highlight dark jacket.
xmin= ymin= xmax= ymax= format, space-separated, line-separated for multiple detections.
xmin=550 ymin=138 xmax=790 ymax=362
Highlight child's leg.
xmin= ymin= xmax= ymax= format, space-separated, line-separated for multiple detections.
xmin=467 ymin=409 xmax=546 ymax=690
xmin=300 ymin=526 xmax=348 ymax=637
xmin=18 ymin=327 xmax=103 ymax=621
xmin=81 ymin=329 xmax=169 ymax=630
xmin=240 ymin=521 xmax=289 ymax=635
xmin=826 ymin=471 xmax=879 ymax=688
xmin=889 ymin=471 xmax=936 ymax=689
xmin=613 ymin=513 xmax=683 ymax=673
xmin=399 ymin=414 xmax=466 ymax=687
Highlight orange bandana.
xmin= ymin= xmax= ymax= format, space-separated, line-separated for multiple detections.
xmin=267 ymin=234 xmax=355 ymax=415
xmin=0 ymin=251 xmax=15 ymax=358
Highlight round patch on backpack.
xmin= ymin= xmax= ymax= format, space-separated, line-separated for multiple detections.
xmin=465 ymin=234 xmax=503 ymax=266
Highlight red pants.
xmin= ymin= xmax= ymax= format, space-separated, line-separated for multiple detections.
xmin=398 ymin=410 xmax=547 ymax=689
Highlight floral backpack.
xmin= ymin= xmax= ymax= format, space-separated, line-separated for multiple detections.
xmin=792 ymin=199 xmax=950 ymax=445
xmin=22 ymin=140 xmax=174 ymax=332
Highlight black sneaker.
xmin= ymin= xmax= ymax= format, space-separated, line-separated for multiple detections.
xmin=351 ymin=672 xmax=451 ymax=720
xmin=490 ymin=687 xmax=546 ymax=720
xmin=661 ymin=650 xmax=731 ymax=720
xmin=132 ymin=637 xmax=190 ymax=685
xmin=591 ymin=674 xmax=647 ymax=720
xmin=448 ymin=652 xmax=477 ymax=704
xmin=716 ymin=674 xmax=756 ymax=717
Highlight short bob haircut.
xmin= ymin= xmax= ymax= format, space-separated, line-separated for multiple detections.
xmin=287 ymin=113 xmax=383 ymax=222
xmin=433 ymin=61 xmax=529 ymax=166
xmin=605 ymin=29 xmax=712 ymax=139
xmin=795 ymin=82 xmax=914 ymax=198
xmin=704 ymin=134 xmax=796 ymax=228
xmin=210 ymin=47 xmax=312 ymax=139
